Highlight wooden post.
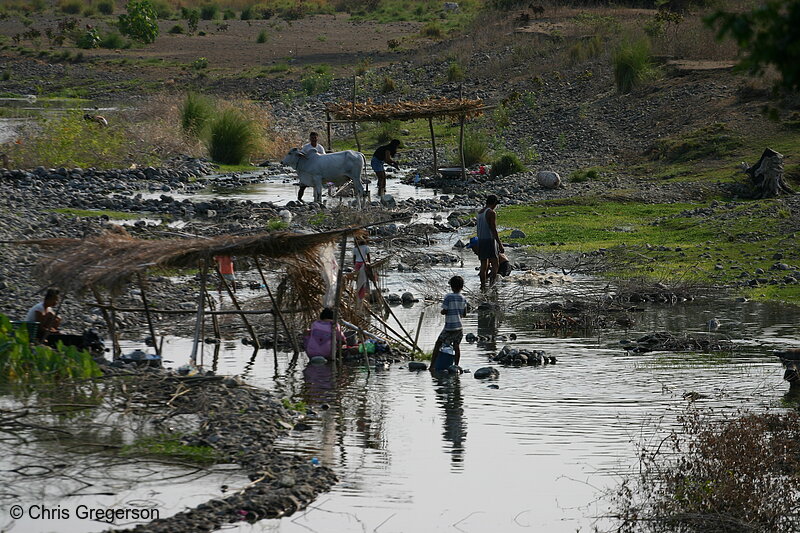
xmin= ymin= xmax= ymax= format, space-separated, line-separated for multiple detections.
xmin=190 ymin=260 xmax=207 ymax=363
xmin=326 ymin=111 xmax=332 ymax=152
xmin=254 ymin=257 xmax=299 ymax=356
xmin=330 ymin=233 xmax=348 ymax=364
xmin=216 ymin=266 xmax=260 ymax=350
xmin=92 ymin=288 xmax=120 ymax=359
xmin=352 ymin=75 xmax=361 ymax=152
xmin=412 ymin=310 xmax=425 ymax=362
xmin=204 ymin=290 xmax=220 ymax=339
xmin=459 ymin=114 xmax=466 ymax=181
xmin=429 ymin=117 xmax=437 ymax=175
xmin=136 ymin=273 xmax=161 ymax=357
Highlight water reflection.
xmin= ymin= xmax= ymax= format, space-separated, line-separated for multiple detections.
xmin=477 ymin=303 xmax=501 ymax=352
xmin=432 ymin=375 xmax=467 ymax=469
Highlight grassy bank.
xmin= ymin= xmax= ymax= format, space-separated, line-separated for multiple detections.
xmin=499 ymin=197 xmax=800 ymax=304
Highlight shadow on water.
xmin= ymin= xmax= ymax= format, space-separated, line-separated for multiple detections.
xmin=433 ymin=374 xmax=467 ymax=469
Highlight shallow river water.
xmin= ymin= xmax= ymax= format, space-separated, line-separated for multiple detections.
xmin=4 ymin=176 xmax=800 ymax=533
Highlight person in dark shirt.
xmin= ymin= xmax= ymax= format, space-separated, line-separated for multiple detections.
xmin=371 ymin=139 xmax=400 ymax=198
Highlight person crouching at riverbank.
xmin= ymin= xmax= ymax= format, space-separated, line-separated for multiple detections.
xmin=304 ymin=308 xmax=345 ymax=360
xmin=25 ymin=288 xmax=61 ymax=339
xmin=430 ymin=276 xmax=467 ymax=371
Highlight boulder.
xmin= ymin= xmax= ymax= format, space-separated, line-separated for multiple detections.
xmin=536 ymin=170 xmax=561 ymax=189
xmin=510 ymin=229 xmax=526 ymax=239
xmin=474 ymin=367 xmax=499 ymax=379
xmin=408 ymin=361 xmax=428 ymax=371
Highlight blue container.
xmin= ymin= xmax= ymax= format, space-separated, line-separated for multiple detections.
xmin=433 ymin=345 xmax=456 ymax=372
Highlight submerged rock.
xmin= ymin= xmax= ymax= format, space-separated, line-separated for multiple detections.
xmin=474 ymin=367 xmax=499 ymax=379
xmin=408 ymin=361 xmax=428 ymax=371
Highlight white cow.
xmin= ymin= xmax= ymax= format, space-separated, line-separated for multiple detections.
xmin=282 ymin=148 xmax=367 ymax=205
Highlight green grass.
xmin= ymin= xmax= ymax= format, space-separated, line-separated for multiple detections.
xmin=206 ymin=108 xmax=260 ymax=164
xmin=181 ymin=91 xmax=216 ymax=136
xmin=612 ymin=38 xmax=659 ymax=94
xmin=216 ymin=163 xmax=257 ymax=172
xmin=500 ymin=199 xmax=800 ymax=304
xmin=121 ymin=433 xmax=218 ymax=464
xmin=652 ymin=123 xmax=743 ymax=163
xmin=52 ymin=208 xmax=140 ymax=219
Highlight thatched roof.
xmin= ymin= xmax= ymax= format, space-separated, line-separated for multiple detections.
xmin=13 ymin=229 xmax=344 ymax=293
xmin=326 ymin=97 xmax=489 ymax=122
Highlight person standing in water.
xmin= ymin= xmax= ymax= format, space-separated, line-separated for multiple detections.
xmin=476 ymin=194 xmax=504 ymax=290
xmin=297 ymin=131 xmax=326 ymax=201
xmin=371 ymin=139 xmax=400 ymax=198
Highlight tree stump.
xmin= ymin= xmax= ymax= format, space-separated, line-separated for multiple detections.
xmin=744 ymin=148 xmax=795 ymax=199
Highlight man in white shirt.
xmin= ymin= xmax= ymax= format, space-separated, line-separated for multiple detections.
xmin=298 ymin=132 xmax=325 ymax=201
xmin=25 ymin=288 xmax=61 ymax=338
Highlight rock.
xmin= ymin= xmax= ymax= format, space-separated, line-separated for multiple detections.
xmin=309 ymin=356 xmax=328 ymax=365
xmin=381 ymin=194 xmax=396 ymax=208
xmin=401 ymin=292 xmax=417 ymax=305
xmin=474 ymin=367 xmax=499 ymax=379
xmin=509 ymin=229 xmax=526 ymax=239
xmin=465 ymin=332 xmax=477 ymax=343
xmin=408 ymin=361 xmax=428 ymax=371
xmin=536 ymin=170 xmax=561 ymax=189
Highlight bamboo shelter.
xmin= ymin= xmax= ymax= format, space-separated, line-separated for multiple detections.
xmin=325 ymin=95 xmax=492 ymax=180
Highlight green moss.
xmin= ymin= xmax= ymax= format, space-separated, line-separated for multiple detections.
xmin=652 ymin=123 xmax=743 ymax=163
xmin=216 ymin=163 xmax=257 ymax=173
xmin=281 ymin=398 xmax=307 ymax=413
xmin=121 ymin=433 xmax=218 ymax=464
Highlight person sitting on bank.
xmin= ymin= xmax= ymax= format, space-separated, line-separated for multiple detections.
xmin=304 ymin=308 xmax=346 ymax=360
xmin=371 ymin=139 xmax=401 ymax=198
xmin=25 ymin=288 xmax=62 ymax=339
xmin=298 ymin=131 xmax=326 ymax=201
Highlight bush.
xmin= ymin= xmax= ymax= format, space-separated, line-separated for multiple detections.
xmin=462 ymin=129 xmax=490 ymax=167
xmin=380 ymin=75 xmax=395 ymax=94
xmin=118 ymin=0 xmax=160 ymax=44
xmin=191 ymin=56 xmax=208 ymax=70
xmin=612 ymin=38 xmax=658 ymax=94
xmin=376 ymin=120 xmax=401 ymax=144
xmin=222 ymin=8 xmax=235 ymax=20
xmin=206 ymin=108 xmax=260 ymax=164
xmin=181 ymin=92 xmax=216 ymax=137
xmin=256 ymin=29 xmax=267 ymax=43
xmin=301 ymin=71 xmax=332 ymax=95
xmin=200 ymin=3 xmax=218 ymax=20
xmin=99 ymin=31 xmax=128 ymax=49
xmin=420 ymin=21 xmax=443 ymax=39
xmin=0 ymin=315 xmax=101 ymax=384
xmin=185 ymin=8 xmax=200 ymax=32
xmin=490 ymin=153 xmax=525 ymax=177
xmin=97 ymin=0 xmax=114 ymax=15
xmin=75 ymin=28 xmax=101 ymax=49
xmin=240 ymin=4 xmax=253 ymax=19
xmin=83 ymin=6 xmax=96 ymax=17
xmin=59 ymin=0 xmax=82 ymax=15
xmin=447 ymin=61 xmax=464 ymax=82
xmin=168 ymin=24 xmax=184 ymax=34
xmin=151 ymin=0 xmax=172 ymax=18
xmin=570 ymin=167 xmax=601 ymax=182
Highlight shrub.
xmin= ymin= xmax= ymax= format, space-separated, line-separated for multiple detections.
xmin=612 ymin=38 xmax=658 ymax=94
xmin=200 ymin=3 xmax=218 ymax=20
xmin=118 ymin=0 xmax=160 ymax=44
xmin=97 ymin=0 xmax=114 ymax=15
xmin=376 ymin=120 xmax=401 ymax=144
xmin=206 ymin=108 xmax=260 ymax=164
xmin=462 ymin=129 xmax=490 ymax=167
xmin=570 ymin=167 xmax=601 ymax=182
xmin=380 ymin=75 xmax=395 ymax=94
xmin=0 ymin=315 xmax=101 ymax=383
xmin=59 ymin=0 xmax=82 ymax=15
xmin=185 ymin=8 xmax=200 ymax=32
xmin=191 ymin=56 xmax=208 ymax=70
xmin=75 ymin=28 xmax=101 ymax=49
xmin=240 ymin=4 xmax=253 ymax=19
xmin=168 ymin=24 xmax=184 ymax=34
xmin=83 ymin=6 xmax=96 ymax=17
xmin=447 ymin=61 xmax=464 ymax=82
xmin=181 ymin=92 xmax=215 ymax=136
xmin=421 ymin=21 xmax=443 ymax=39
xmin=99 ymin=31 xmax=128 ymax=49
xmin=223 ymin=8 xmax=235 ymax=20
xmin=490 ymin=153 xmax=525 ymax=177
xmin=152 ymin=0 xmax=172 ymax=18
xmin=256 ymin=29 xmax=267 ymax=43
xmin=301 ymin=71 xmax=332 ymax=95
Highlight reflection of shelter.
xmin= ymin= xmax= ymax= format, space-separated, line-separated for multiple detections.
xmin=12 ymin=229 xmax=345 ymax=362
xmin=325 ymin=95 xmax=492 ymax=179
xmin=434 ymin=375 xmax=467 ymax=468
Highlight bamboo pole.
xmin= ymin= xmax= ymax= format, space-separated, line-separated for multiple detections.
xmin=204 ymin=290 xmax=220 ymax=339
xmin=326 ymin=111 xmax=332 ymax=151
xmin=89 ymin=304 xmax=274 ymax=316
xmin=365 ymin=307 xmax=415 ymax=349
xmin=254 ymin=258 xmax=299 ymax=356
xmin=216 ymin=266 xmax=260 ymax=350
xmin=92 ymin=288 xmax=120 ymax=359
xmin=363 ymin=263 xmax=421 ymax=356
xmin=428 ymin=117 xmax=437 ymax=174
xmin=136 ymin=273 xmax=161 ymax=357
xmin=331 ymin=233 xmax=348 ymax=365
xmin=459 ymin=114 xmax=466 ymax=181
xmin=190 ymin=261 xmax=207 ymax=363
xmin=412 ymin=310 xmax=425 ymax=362
xmin=352 ymin=75 xmax=361 ymax=152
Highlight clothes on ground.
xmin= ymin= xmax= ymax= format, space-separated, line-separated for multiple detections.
xmin=25 ymin=302 xmax=48 ymax=322
xmin=437 ymin=328 xmax=463 ymax=346
xmin=301 ymin=142 xmax=326 ymax=155
xmin=442 ymin=292 xmax=467 ymax=331
xmin=304 ymin=320 xmax=345 ymax=359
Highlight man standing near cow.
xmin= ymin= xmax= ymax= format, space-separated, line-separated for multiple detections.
xmin=476 ymin=194 xmax=504 ymax=290
xmin=371 ymin=139 xmax=400 ymax=198
xmin=297 ymin=132 xmax=326 ymax=201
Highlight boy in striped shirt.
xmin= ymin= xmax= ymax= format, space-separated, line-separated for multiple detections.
xmin=430 ymin=276 xmax=467 ymax=370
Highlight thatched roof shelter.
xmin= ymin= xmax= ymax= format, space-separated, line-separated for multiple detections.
xmin=14 ymin=229 xmax=343 ymax=294
xmin=325 ymin=97 xmax=489 ymax=122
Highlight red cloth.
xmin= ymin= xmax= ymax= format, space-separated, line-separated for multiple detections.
xmin=214 ymin=255 xmax=234 ymax=275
